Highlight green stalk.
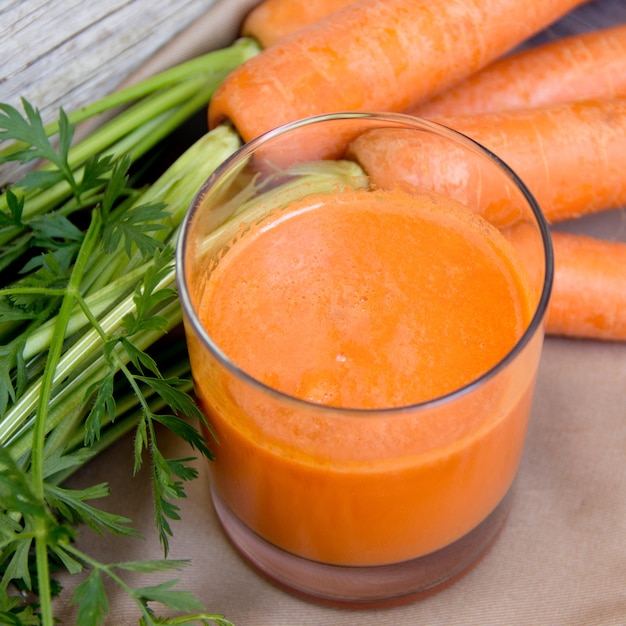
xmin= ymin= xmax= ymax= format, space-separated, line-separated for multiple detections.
xmin=0 ymin=97 xmax=192 ymax=228
xmin=1 ymin=290 xmax=181 ymax=454
xmin=30 ymin=212 xmax=102 ymax=493
xmin=0 ymin=30 xmax=268 ymax=624
xmin=125 ymin=80 xmax=221 ymax=159
xmin=86 ymin=123 xmax=242 ymax=292
xmin=0 ymin=126 xmax=242 ymax=466
xmin=0 ymin=37 xmax=260 ymax=222
xmin=30 ymin=212 xmax=102 ymax=625
xmin=21 ymin=264 xmax=150 ymax=361
xmin=0 ymin=109 xmax=176 ymax=229
xmin=0 ymin=38 xmax=259 ymax=162
xmin=64 ymin=78 xmax=207 ymax=169
xmin=7 ymin=124 xmax=242 ymax=370
xmin=60 ymin=37 xmax=258 ymax=128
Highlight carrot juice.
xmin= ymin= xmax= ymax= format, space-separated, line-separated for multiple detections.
xmin=183 ymin=185 xmax=541 ymax=567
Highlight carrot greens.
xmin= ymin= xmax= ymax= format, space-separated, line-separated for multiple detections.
xmin=0 ymin=38 xmax=260 ymax=626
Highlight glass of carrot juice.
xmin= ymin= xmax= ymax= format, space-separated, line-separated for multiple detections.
xmin=176 ymin=112 xmax=553 ymax=605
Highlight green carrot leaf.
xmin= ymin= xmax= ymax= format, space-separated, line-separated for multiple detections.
xmin=83 ymin=369 xmax=117 ymax=445
xmin=0 ymin=189 xmax=24 ymax=226
xmin=1 ymin=535 xmax=34 ymax=592
xmin=71 ymin=567 xmax=109 ymax=626
xmin=162 ymin=456 xmax=200 ymax=484
xmin=0 ymin=298 xmax=33 ymax=323
xmin=112 ymin=559 xmax=190 ymax=573
xmin=30 ymin=212 xmax=83 ymax=244
xmin=122 ymin=247 xmax=177 ymax=335
xmin=0 ymin=510 xmax=23 ymax=537
xmin=0 ymin=446 xmax=47 ymax=519
xmin=136 ymin=377 xmax=206 ymax=426
xmin=120 ymin=337 xmax=162 ymax=378
xmin=17 ymin=168 xmax=66 ymax=193
xmin=0 ymin=591 xmax=40 ymax=626
xmin=80 ymin=153 xmax=117 ymax=196
xmin=27 ymin=212 xmax=84 ymax=272
xmin=44 ymin=484 xmax=139 ymax=537
xmin=134 ymin=579 xmax=205 ymax=613
xmin=0 ymin=100 xmax=60 ymax=165
xmin=102 ymin=201 xmax=170 ymax=258
xmin=57 ymin=106 xmax=75 ymax=169
xmin=152 ymin=413 xmax=211 ymax=460
xmin=0 ymin=101 xmax=79 ymax=197
xmin=18 ymin=251 xmax=70 ymax=290
xmin=100 ymin=154 xmax=133 ymax=220
xmin=0 ymin=337 xmax=27 ymax=415
xmin=149 ymin=445 xmax=201 ymax=554
xmin=123 ymin=311 xmax=171 ymax=336
xmin=50 ymin=544 xmax=84 ymax=576
xmin=134 ymin=418 xmax=149 ymax=474
xmin=42 ymin=447 xmax=95 ymax=481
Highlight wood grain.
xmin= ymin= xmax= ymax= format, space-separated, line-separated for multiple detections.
xmin=1 ymin=0 xmax=219 ymax=124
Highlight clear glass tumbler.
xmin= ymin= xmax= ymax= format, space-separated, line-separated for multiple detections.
xmin=176 ymin=113 xmax=553 ymax=606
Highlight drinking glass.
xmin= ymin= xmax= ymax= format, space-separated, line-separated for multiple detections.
xmin=176 ymin=112 xmax=553 ymax=605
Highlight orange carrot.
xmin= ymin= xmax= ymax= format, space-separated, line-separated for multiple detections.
xmin=209 ymin=0 xmax=585 ymax=143
xmin=437 ymin=99 xmax=626 ymax=223
xmin=241 ymin=0 xmax=356 ymax=48
xmin=547 ymin=231 xmax=626 ymax=341
xmin=410 ymin=23 xmax=626 ymax=118
xmin=348 ymin=99 xmax=626 ymax=224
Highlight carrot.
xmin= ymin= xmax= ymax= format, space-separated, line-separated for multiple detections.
xmin=241 ymin=0 xmax=356 ymax=48
xmin=410 ymin=23 xmax=626 ymax=118
xmin=209 ymin=0 xmax=586 ymax=143
xmin=437 ymin=99 xmax=626 ymax=223
xmin=547 ymin=231 xmax=626 ymax=341
xmin=348 ymin=99 xmax=626 ymax=224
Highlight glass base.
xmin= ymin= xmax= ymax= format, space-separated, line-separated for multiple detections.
xmin=211 ymin=484 xmax=514 ymax=607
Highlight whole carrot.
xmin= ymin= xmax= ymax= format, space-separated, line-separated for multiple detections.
xmin=209 ymin=0 xmax=586 ymax=143
xmin=547 ymin=231 xmax=626 ymax=341
xmin=410 ymin=23 xmax=626 ymax=118
xmin=348 ymin=99 xmax=626 ymax=224
xmin=241 ymin=0 xmax=356 ymax=48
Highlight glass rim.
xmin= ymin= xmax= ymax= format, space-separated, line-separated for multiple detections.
xmin=175 ymin=111 xmax=555 ymax=416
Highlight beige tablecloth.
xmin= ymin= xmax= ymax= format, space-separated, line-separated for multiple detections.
xmin=52 ymin=0 xmax=626 ymax=623
xmin=55 ymin=328 xmax=626 ymax=625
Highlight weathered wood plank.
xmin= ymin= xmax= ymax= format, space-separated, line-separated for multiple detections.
xmin=1 ymin=0 xmax=220 ymax=124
